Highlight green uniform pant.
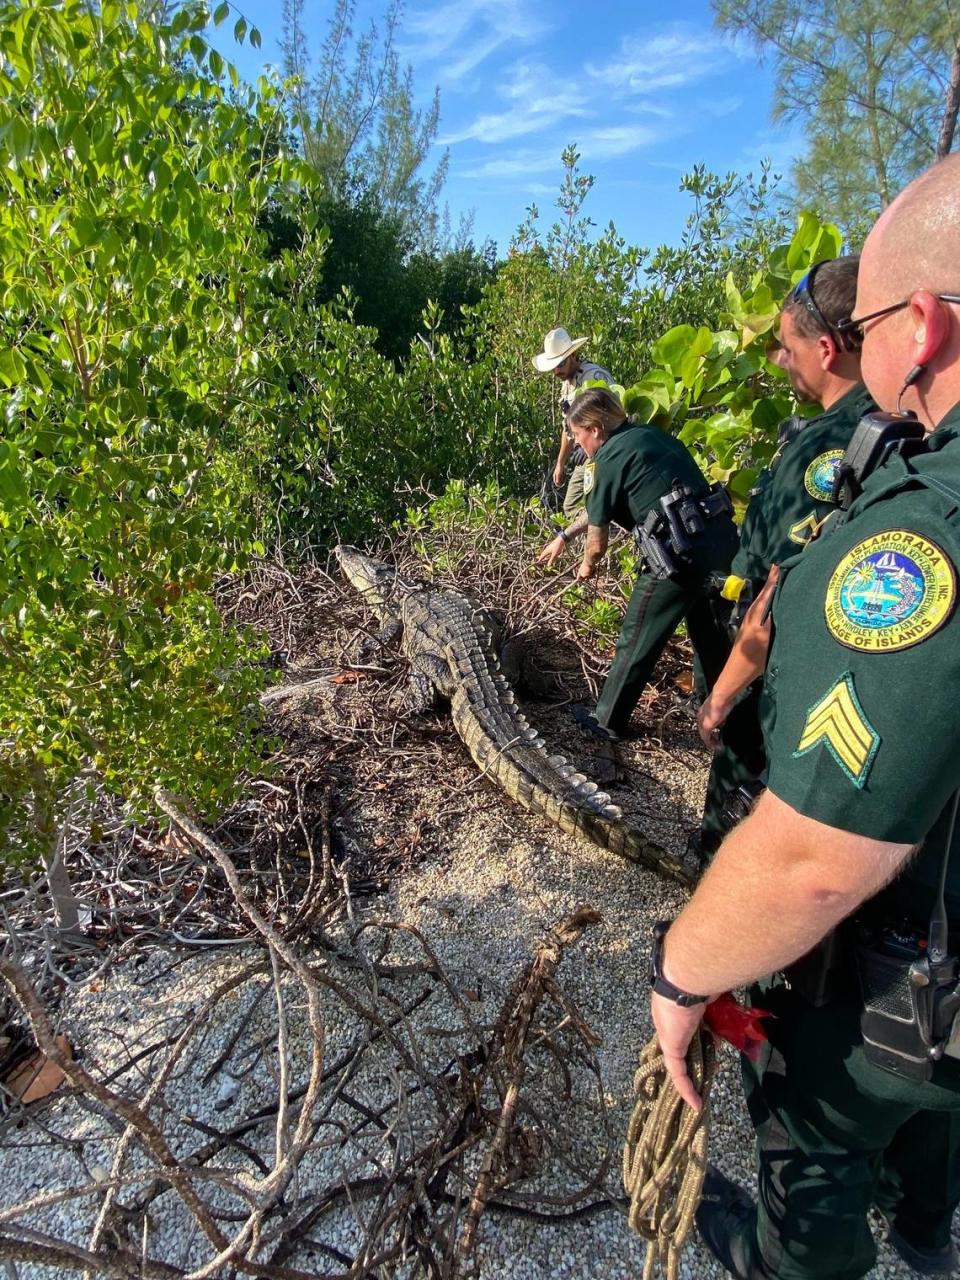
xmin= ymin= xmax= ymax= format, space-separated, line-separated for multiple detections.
xmin=700 ymin=680 xmax=766 ymax=848
xmin=592 ymin=525 xmax=760 ymax=841
xmin=738 ymin=985 xmax=960 ymax=1279
xmin=563 ymin=463 xmax=586 ymax=516
xmin=594 ymin=568 xmax=729 ymax=735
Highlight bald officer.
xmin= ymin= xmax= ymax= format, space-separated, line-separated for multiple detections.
xmin=649 ymin=155 xmax=960 ymax=1280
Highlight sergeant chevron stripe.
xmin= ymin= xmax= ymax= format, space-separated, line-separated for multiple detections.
xmin=788 ymin=511 xmax=826 ymax=546
xmin=793 ymin=673 xmax=880 ymax=787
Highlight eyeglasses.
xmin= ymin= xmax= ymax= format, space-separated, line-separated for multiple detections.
xmin=835 ymin=293 xmax=960 ymax=344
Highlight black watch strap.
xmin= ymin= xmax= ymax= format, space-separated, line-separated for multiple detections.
xmin=649 ymin=920 xmax=708 ymax=1007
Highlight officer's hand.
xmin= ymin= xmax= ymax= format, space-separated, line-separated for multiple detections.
xmin=651 ymin=992 xmax=706 ymax=1112
xmin=553 ymin=461 xmax=565 ymax=487
xmin=697 ymin=694 xmax=730 ymax=751
xmin=575 ymin=560 xmax=596 ymax=583
xmin=537 ymin=537 xmax=566 ymax=567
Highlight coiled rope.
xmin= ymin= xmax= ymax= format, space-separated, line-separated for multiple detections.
xmin=623 ymin=1029 xmax=718 ymax=1280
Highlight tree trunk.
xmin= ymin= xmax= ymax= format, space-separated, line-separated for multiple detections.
xmin=32 ymin=765 xmax=82 ymax=932
xmin=42 ymin=840 xmax=81 ymax=932
xmin=937 ymin=43 xmax=960 ymax=160
xmin=864 ymin=31 xmax=891 ymax=207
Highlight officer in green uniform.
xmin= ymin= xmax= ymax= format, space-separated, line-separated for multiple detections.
xmin=697 ymin=258 xmax=876 ymax=854
xmin=537 ymin=390 xmax=740 ymax=785
xmin=647 ymin=156 xmax=960 ymax=1280
xmin=731 ymin=258 xmax=874 ymax=596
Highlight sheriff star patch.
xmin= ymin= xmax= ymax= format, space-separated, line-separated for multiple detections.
xmin=793 ymin=672 xmax=880 ymax=788
xmin=825 ymin=529 xmax=956 ymax=652
xmin=582 ymin=462 xmax=596 ymax=494
xmin=804 ymin=449 xmax=844 ymax=501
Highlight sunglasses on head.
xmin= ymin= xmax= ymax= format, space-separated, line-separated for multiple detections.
xmin=790 ymin=260 xmax=859 ymax=351
xmin=835 ymin=293 xmax=960 ymax=344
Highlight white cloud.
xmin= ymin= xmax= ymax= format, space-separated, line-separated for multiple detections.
xmin=588 ymin=23 xmax=742 ymax=94
xmin=581 ymin=124 xmax=662 ymax=160
xmin=736 ymin=124 xmax=809 ymax=177
xmin=461 ymin=148 xmax=560 ymax=179
xmin=439 ymin=60 xmax=589 ymax=145
xmin=459 ymin=120 xmax=666 ymax=182
xmin=622 ymin=100 xmax=675 ymax=120
xmin=705 ymin=95 xmax=743 ymax=118
xmin=401 ymin=0 xmax=544 ymax=85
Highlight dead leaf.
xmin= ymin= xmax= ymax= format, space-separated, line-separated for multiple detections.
xmin=160 ymin=826 xmax=193 ymax=857
xmin=331 ymin=670 xmax=365 ymax=685
xmin=673 ymin=670 xmax=695 ymax=693
xmin=5 ymin=1034 xmax=73 ymax=1104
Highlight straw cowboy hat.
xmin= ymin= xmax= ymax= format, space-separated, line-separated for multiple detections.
xmin=531 ymin=327 xmax=589 ymax=372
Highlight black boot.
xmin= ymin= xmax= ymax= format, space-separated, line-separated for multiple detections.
xmin=695 ymin=1167 xmax=770 ymax=1280
xmin=877 ymin=1213 xmax=960 ymax=1276
xmin=570 ymin=703 xmax=621 ymax=744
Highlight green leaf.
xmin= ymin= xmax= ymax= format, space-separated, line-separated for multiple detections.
xmin=213 ymin=1 xmax=230 ymax=24
xmin=6 ymin=116 xmax=33 ymax=163
xmin=0 ymin=348 xmax=26 ymax=387
xmin=652 ymin=324 xmax=697 ymax=374
xmin=728 ymin=468 xmax=759 ymax=501
xmin=250 ymin=26 xmax=261 ymax=48
xmin=233 ymin=16 xmax=247 ymax=42
xmin=678 ymin=327 xmax=713 ymax=389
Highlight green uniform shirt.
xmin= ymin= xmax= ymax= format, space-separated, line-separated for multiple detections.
xmin=585 ymin=422 xmax=709 ymax=531
xmin=733 ymin=383 xmax=876 ymax=584
xmin=763 ymin=402 xmax=960 ymax=915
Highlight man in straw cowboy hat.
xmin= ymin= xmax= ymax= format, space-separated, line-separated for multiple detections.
xmin=532 ymin=327 xmax=616 ymax=516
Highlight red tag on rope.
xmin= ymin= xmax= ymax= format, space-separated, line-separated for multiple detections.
xmin=704 ymin=992 xmax=772 ymax=1061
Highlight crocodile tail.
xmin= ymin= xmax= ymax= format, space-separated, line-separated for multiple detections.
xmin=450 ymin=689 xmax=697 ymax=886
xmin=562 ymin=806 xmax=696 ymax=886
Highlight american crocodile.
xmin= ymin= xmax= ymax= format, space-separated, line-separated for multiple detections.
xmin=334 ymin=546 xmax=697 ymax=884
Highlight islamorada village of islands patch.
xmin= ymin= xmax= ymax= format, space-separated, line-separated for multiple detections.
xmin=825 ymin=529 xmax=956 ymax=652
xmin=804 ymin=449 xmax=845 ymax=501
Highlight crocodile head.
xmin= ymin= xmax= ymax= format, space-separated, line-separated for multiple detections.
xmin=334 ymin=545 xmax=406 ymax=614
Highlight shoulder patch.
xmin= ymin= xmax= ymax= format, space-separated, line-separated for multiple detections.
xmin=804 ymin=449 xmax=844 ymax=501
xmin=582 ymin=461 xmax=596 ymax=495
xmin=793 ymin=673 xmax=880 ymax=788
xmin=825 ymin=529 xmax=956 ymax=652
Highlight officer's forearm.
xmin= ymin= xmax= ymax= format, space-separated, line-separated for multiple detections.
xmin=582 ymin=524 xmax=608 ymax=569
xmin=711 ymin=570 xmax=778 ymax=712
xmin=708 ymin=640 xmax=765 ymax=716
xmin=660 ymin=790 xmax=914 ymax=997
xmin=558 ymin=511 xmax=587 ymax=542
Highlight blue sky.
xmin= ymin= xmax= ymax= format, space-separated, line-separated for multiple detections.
xmin=214 ymin=0 xmax=808 ymax=254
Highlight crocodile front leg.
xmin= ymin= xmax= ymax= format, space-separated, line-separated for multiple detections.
xmin=398 ymin=651 xmax=460 ymax=713
xmin=357 ymin=614 xmax=402 ymax=665
xmin=498 ymin=639 xmax=561 ymax=700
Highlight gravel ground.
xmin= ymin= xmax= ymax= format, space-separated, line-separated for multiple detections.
xmin=1 ymin=694 xmax=954 ymax=1277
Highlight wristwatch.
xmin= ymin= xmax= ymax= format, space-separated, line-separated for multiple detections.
xmin=649 ymin=920 xmax=708 ymax=1007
